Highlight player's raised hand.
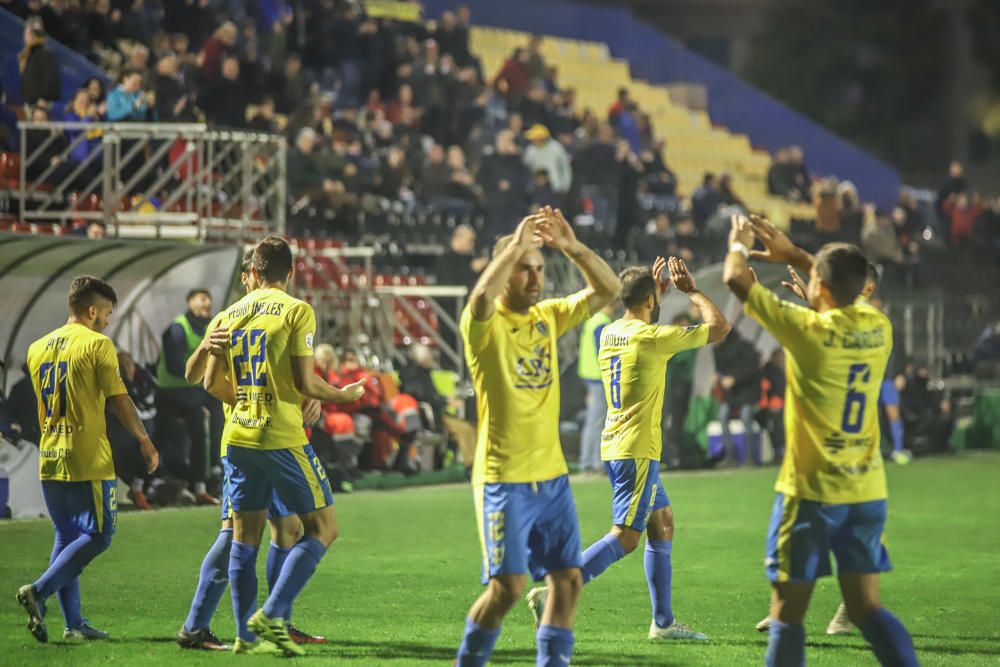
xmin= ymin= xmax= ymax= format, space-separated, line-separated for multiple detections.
xmin=139 ymin=436 xmax=159 ymax=473
xmin=747 ymin=214 xmax=796 ymax=264
xmin=668 ymin=256 xmax=697 ymax=293
xmin=512 ymin=213 xmax=545 ymax=250
xmin=340 ymin=378 xmax=367 ymax=403
xmin=728 ymin=214 xmax=755 ymax=248
xmin=781 ymin=265 xmax=808 ymax=301
xmin=538 ymin=206 xmax=578 ymax=251
xmin=205 ymin=325 xmax=230 ymax=357
xmin=652 ymin=256 xmax=671 ymax=295
xmin=301 ymin=398 xmax=322 ymax=425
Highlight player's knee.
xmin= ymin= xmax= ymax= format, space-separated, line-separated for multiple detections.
xmin=553 ymin=569 xmax=583 ymax=601
xmin=489 ymin=577 xmax=525 ymax=609
xmin=616 ymin=530 xmax=641 ymax=555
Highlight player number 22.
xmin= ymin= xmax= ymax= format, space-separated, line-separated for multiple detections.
xmin=841 ymin=363 xmax=871 ymax=434
xmin=232 ymin=329 xmax=268 ymax=387
xmin=609 ymin=356 xmax=622 ymax=409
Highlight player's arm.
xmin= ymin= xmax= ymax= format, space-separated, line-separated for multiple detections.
xmin=185 ymin=324 xmax=229 ymax=384
xmin=291 ymin=355 xmax=366 ymax=403
xmin=468 ymin=213 xmax=545 ymax=320
xmin=204 ymin=352 xmax=237 ymax=405
xmin=540 ymin=206 xmax=621 ymax=313
xmin=665 ymin=256 xmax=731 ymax=343
xmin=108 ymin=395 xmax=159 ymax=473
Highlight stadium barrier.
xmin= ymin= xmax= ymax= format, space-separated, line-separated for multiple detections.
xmin=16 ymin=122 xmax=286 ymax=240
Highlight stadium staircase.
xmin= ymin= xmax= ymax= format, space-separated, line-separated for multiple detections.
xmin=469 ymin=26 xmax=815 ymax=230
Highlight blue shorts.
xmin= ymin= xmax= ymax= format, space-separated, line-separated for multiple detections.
xmin=225 ymin=444 xmax=334 ymax=516
xmin=474 ymin=475 xmax=581 ymax=584
xmin=220 ymin=457 xmax=295 ymax=522
xmin=42 ymin=479 xmax=117 ymax=540
xmin=765 ymin=493 xmax=892 ymax=583
xmin=878 ymin=380 xmax=899 ymax=408
xmin=605 ymin=459 xmax=671 ymax=531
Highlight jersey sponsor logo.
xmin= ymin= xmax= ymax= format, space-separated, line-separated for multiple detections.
xmin=514 ymin=346 xmax=553 ymax=389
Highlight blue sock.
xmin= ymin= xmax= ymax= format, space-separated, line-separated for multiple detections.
xmin=890 ymin=419 xmax=905 ymax=453
xmin=266 ymin=543 xmax=293 ymax=621
xmin=859 ymin=608 xmax=919 ymax=667
xmin=580 ymin=533 xmax=626 ymax=583
xmin=184 ymin=528 xmax=233 ymax=632
xmin=34 ymin=533 xmax=109 ymax=601
xmin=262 ymin=537 xmax=327 ymax=621
xmin=644 ymin=539 xmax=674 ymax=628
xmin=536 ymin=624 xmax=574 ymax=667
xmin=50 ymin=532 xmax=83 ymax=629
xmin=765 ymin=620 xmax=805 ymax=667
xmin=228 ymin=540 xmax=259 ymax=642
xmin=455 ymin=616 xmax=501 ymax=667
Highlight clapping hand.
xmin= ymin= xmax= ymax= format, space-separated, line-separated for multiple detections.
xmin=652 ymin=256 xmax=671 ymax=295
xmin=667 ymin=256 xmax=697 ymax=294
xmin=781 ymin=265 xmax=808 ymax=301
xmin=537 ymin=206 xmax=578 ymax=251
xmin=747 ymin=214 xmax=797 ymax=264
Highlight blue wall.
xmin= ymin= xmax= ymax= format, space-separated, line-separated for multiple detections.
xmin=424 ymin=0 xmax=901 ymax=208
xmin=1 ymin=7 xmax=109 ymax=108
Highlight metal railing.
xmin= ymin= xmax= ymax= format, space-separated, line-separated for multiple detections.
xmin=17 ymin=122 xmax=286 ymax=239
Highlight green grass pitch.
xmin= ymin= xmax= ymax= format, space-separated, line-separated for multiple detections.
xmin=1 ymin=453 xmax=998 ymax=665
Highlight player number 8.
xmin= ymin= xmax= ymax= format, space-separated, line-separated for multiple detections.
xmin=609 ymin=356 xmax=622 ymax=409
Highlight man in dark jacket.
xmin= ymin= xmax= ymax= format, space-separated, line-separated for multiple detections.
xmin=154 ymin=289 xmax=221 ymax=505
xmin=200 ymin=56 xmax=247 ymax=128
xmin=713 ymin=327 xmax=762 ymax=466
xmin=478 ymin=129 xmax=530 ymax=241
xmin=8 ymin=364 xmax=41 ymax=445
xmin=19 ymin=18 xmax=62 ymax=109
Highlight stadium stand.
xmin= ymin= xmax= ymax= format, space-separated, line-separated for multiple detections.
xmin=1 ymin=0 xmax=999 ymax=488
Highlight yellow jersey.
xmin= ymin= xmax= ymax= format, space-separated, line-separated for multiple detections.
xmin=599 ymin=318 xmax=709 ymax=462
xmin=744 ymin=283 xmax=891 ymax=504
xmin=26 ymin=322 xmax=128 ymax=481
xmin=461 ymin=292 xmax=590 ymax=484
xmin=216 ymin=287 xmax=316 ymax=450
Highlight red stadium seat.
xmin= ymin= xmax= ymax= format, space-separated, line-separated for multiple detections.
xmin=0 ymin=152 xmax=20 ymax=189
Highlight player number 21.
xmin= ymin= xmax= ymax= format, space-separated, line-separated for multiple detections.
xmin=609 ymin=356 xmax=622 ymax=409
xmin=232 ymin=329 xmax=268 ymax=387
xmin=841 ymin=363 xmax=871 ymax=434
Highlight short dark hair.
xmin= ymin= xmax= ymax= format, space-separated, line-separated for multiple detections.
xmin=240 ymin=248 xmax=254 ymax=274
xmin=865 ymin=261 xmax=879 ymax=286
xmin=253 ymin=236 xmax=293 ymax=283
xmin=815 ymin=243 xmax=868 ymax=307
xmin=186 ymin=288 xmax=211 ymax=302
xmin=67 ymin=275 xmax=117 ymax=314
xmin=619 ymin=266 xmax=657 ymax=311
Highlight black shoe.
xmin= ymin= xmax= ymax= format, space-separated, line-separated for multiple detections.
xmin=177 ymin=626 xmax=230 ymax=651
xmin=16 ymin=585 xmax=47 ymax=643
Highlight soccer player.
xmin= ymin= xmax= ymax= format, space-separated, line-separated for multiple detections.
xmin=454 ymin=207 xmax=620 ymax=667
xmin=176 ymin=249 xmax=326 ymax=651
xmin=17 ymin=276 xmax=159 ymax=643
xmin=203 ymin=236 xmax=365 ymax=656
xmin=526 ymin=256 xmax=729 ymax=641
xmin=723 ymin=215 xmax=919 ymax=666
